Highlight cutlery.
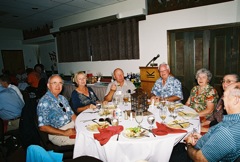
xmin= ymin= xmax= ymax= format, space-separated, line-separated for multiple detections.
xmin=92 ymin=120 xmax=101 ymax=126
xmin=140 ymin=126 xmax=156 ymax=137
xmin=173 ymin=120 xmax=183 ymax=128
xmin=117 ymin=133 xmax=120 ymax=141
xmin=179 ymin=111 xmax=187 ymax=115
xmin=81 ymin=118 xmax=96 ymax=123
xmin=83 ymin=111 xmax=99 ymax=114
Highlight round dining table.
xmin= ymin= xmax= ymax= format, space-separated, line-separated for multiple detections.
xmin=73 ymin=103 xmax=200 ymax=162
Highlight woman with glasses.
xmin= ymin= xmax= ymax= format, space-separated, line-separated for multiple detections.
xmin=201 ymin=74 xmax=239 ymax=133
xmin=71 ymin=71 xmax=100 ymax=114
xmin=185 ymin=68 xmax=219 ymax=122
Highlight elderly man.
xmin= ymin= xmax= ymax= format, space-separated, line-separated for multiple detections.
xmin=104 ymin=68 xmax=136 ymax=102
xmin=37 ymin=74 xmax=76 ymax=146
xmin=0 ymin=83 xmax=24 ymax=132
xmin=151 ymin=62 xmax=183 ymax=103
xmin=179 ymin=82 xmax=240 ymax=162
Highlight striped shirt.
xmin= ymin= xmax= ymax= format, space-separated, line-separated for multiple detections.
xmin=195 ymin=114 xmax=240 ymax=162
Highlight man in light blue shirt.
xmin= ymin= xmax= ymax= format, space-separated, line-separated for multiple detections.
xmin=0 ymin=84 xmax=25 ymax=131
xmin=151 ymin=62 xmax=183 ymax=103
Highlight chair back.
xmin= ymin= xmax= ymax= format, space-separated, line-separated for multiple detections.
xmin=181 ymin=85 xmax=190 ymax=104
xmin=0 ymin=118 xmax=4 ymax=145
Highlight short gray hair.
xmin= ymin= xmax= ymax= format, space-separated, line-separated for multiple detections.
xmin=48 ymin=74 xmax=64 ymax=83
xmin=159 ymin=62 xmax=170 ymax=70
xmin=195 ymin=68 xmax=212 ymax=81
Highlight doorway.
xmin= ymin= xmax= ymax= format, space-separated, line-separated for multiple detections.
xmin=168 ymin=24 xmax=240 ymax=95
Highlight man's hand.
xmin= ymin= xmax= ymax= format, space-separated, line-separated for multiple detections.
xmin=64 ymin=128 xmax=76 ymax=136
xmin=110 ymin=83 xmax=117 ymax=92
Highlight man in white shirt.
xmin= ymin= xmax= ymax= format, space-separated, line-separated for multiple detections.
xmin=104 ymin=68 xmax=136 ymax=102
xmin=0 ymin=75 xmax=24 ymax=103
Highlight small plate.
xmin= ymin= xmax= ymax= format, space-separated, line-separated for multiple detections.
xmin=178 ymin=111 xmax=198 ymax=119
xmin=86 ymin=122 xmax=109 ymax=132
xmin=122 ymin=127 xmax=149 ymax=139
xmin=167 ymin=120 xmax=190 ymax=129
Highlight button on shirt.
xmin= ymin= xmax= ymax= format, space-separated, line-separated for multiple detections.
xmin=195 ymin=114 xmax=240 ymax=162
xmin=0 ymin=86 xmax=24 ymax=120
xmin=151 ymin=76 xmax=183 ymax=103
xmin=37 ymin=91 xmax=74 ymax=128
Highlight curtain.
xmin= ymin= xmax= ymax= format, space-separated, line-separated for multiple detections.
xmin=56 ymin=16 xmax=143 ymax=62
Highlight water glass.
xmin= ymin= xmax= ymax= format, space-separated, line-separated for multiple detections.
xmin=147 ymin=115 xmax=155 ymax=129
xmin=135 ymin=110 xmax=143 ymax=127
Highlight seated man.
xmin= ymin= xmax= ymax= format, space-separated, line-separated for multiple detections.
xmin=0 ymin=75 xmax=24 ymax=103
xmin=37 ymin=75 xmax=76 ymax=146
xmin=151 ymin=62 xmax=183 ymax=103
xmin=0 ymin=83 xmax=25 ymax=132
xmin=104 ymin=68 xmax=136 ymax=102
xmin=183 ymin=82 xmax=240 ymax=161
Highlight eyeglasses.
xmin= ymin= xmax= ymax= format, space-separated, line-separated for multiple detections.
xmin=99 ymin=118 xmax=111 ymax=124
xmin=50 ymin=82 xmax=63 ymax=86
xmin=59 ymin=103 xmax=66 ymax=112
xmin=221 ymin=80 xmax=236 ymax=84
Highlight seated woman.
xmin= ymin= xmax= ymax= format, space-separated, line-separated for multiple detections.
xmin=71 ymin=71 xmax=100 ymax=114
xmin=185 ymin=68 xmax=219 ymax=122
xmin=201 ymin=74 xmax=239 ymax=133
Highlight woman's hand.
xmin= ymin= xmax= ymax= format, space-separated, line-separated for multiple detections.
xmin=89 ymin=104 xmax=96 ymax=109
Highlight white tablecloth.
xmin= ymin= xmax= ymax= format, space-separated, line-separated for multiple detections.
xmin=73 ymin=104 xmax=200 ymax=162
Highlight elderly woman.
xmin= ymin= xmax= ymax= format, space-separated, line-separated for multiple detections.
xmin=71 ymin=71 xmax=100 ymax=114
xmin=185 ymin=68 xmax=218 ymax=120
xmin=201 ymin=74 xmax=239 ymax=132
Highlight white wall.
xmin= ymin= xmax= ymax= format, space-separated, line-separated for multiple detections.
xmin=57 ymin=0 xmax=240 ymax=76
xmin=1 ymin=0 xmax=240 ymax=76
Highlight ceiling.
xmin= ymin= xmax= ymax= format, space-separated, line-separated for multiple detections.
xmin=0 ymin=0 xmax=126 ymax=30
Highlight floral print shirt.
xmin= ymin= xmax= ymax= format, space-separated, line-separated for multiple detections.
xmin=37 ymin=91 xmax=74 ymax=128
xmin=151 ymin=75 xmax=183 ymax=103
xmin=189 ymin=84 xmax=219 ymax=114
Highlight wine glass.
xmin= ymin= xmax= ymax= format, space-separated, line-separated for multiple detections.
xmin=135 ymin=110 xmax=143 ymax=127
xmin=159 ymin=107 xmax=167 ymax=123
xmin=168 ymin=102 xmax=175 ymax=117
xmin=147 ymin=115 xmax=155 ymax=129
xmin=123 ymin=94 xmax=129 ymax=106
xmin=172 ymin=109 xmax=178 ymax=120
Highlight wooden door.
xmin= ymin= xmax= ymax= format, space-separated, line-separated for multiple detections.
xmin=1 ymin=50 xmax=25 ymax=75
xmin=169 ymin=30 xmax=210 ymax=91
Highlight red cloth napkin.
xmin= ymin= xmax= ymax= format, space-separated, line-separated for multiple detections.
xmin=152 ymin=122 xmax=187 ymax=136
xmin=94 ymin=125 xmax=124 ymax=145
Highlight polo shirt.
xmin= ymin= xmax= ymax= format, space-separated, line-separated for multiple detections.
xmin=195 ymin=114 xmax=240 ymax=162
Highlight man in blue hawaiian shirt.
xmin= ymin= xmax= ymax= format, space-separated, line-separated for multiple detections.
xmin=37 ymin=74 xmax=76 ymax=146
xmin=151 ymin=62 xmax=183 ymax=103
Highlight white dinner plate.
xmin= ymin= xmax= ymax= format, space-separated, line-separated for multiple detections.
xmin=122 ymin=127 xmax=149 ymax=139
xmin=167 ymin=120 xmax=190 ymax=129
xmin=86 ymin=122 xmax=109 ymax=132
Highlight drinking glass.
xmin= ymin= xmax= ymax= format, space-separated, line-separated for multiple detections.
xmin=147 ymin=115 xmax=155 ymax=129
xmin=172 ymin=109 xmax=178 ymax=120
xmin=168 ymin=102 xmax=175 ymax=117
xmin=123 ymin=94 xmax=129 ymax=106
xmin=159 ymin=107 xmax=167 ymax=123
xmin=135 ymin=110 xmax=143 ymax=127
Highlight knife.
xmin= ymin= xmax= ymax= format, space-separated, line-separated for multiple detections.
xmin=140 ymin=126 xmax=156 ymax=137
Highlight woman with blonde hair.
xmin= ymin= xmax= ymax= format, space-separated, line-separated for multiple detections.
xmin=71 ymin=71 xmax=100 ymax=114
